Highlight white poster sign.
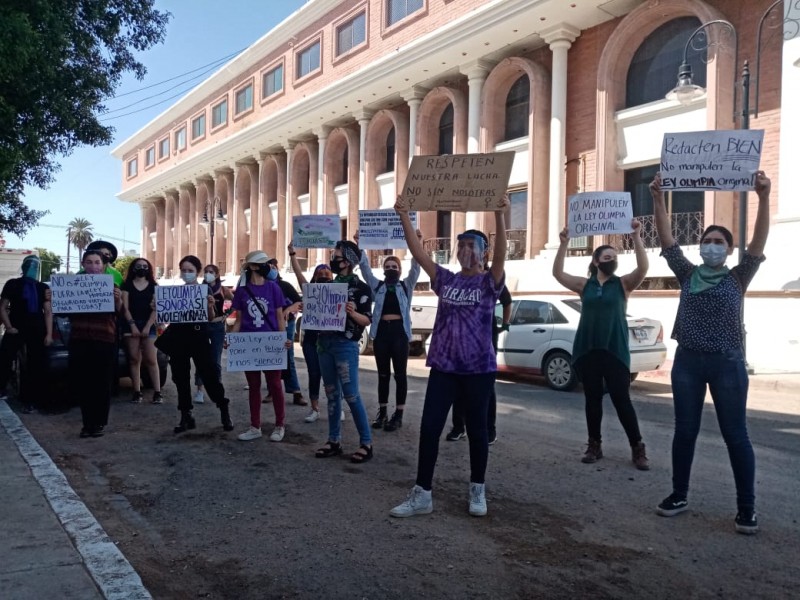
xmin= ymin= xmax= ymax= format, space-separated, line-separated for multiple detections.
xmin=567 ymin=192 xmax=634 ymax=237
xmin=156 ymin=284 xmax=209 ymax=324
xmin=226 ymin=332 xmax=287 ymax=372
xmin=659 ymin=129 xmax=764 ymax=191
xmin=358 ymin=209 xmax=418 ymax=249
xmin=301 ymin=283 xmax=348 ymax=331
xmin=50 ymin=274 xmax=115 ymax=313
xmin=292 ymin=215 xmax=340 ymax=248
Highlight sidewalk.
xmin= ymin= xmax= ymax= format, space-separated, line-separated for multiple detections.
xmin=0 ymin=401 xmax=151 ymax=600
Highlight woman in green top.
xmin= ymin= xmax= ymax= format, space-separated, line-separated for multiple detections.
xmin=553 ymin=219 xmax=650 ymax=470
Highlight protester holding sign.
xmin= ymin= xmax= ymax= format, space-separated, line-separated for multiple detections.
xmin=158 ymin=255 xmax=233 ymax=435
xmin=389 ymin=195 xmax=508 ymax=519
xmin=194 ymin=264 xmax=232 ymax=405
xmin=650 ymin=171 xmax=771 ymax=535
xmin=121 ymin=257 xmax=162 ymax=405
xmin=552 ymin=219 xmax=650 ymax=470
xmin=231 ymin=250 xmax=293 ymax=443
xmin=355 ymin=229 xmax=421 ymax=433
xmin=69 ymin=250 xmax=122 ymax=438
xmin=313 ymin=240 xmax=374 ymax=464
xmin=288 ymin=244 xmax=334 ymax=423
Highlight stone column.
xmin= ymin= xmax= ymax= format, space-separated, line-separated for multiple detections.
xmin=283 ymin=143 xmax=295 ymax=266
xmin=314 ymin=127 xmax=331 ymax=265
xmin=256 ymin=155 xmax=266 ymax=249
xmin=356 ymin=111 xmax=373 ymax=212
xmin=542 ymin=25 xmax=580 ymax=248
xmin=154 ymin=197 xmax=166 ymax=278
xmin=461 ymin=60 xmax=493 ymax=231
xmin=403 ymin=88 xmax=427 ymax=166
xmin=226 ymin=168 xmax=238 ymax=274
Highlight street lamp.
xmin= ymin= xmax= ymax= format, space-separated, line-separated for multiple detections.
xmin=201 ymin=196 xmax=226 ymax=265
xmin=665 ymin=0 xmax=788 ymax=263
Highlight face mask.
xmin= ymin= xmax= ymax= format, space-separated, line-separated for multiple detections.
xmin=316 ymin=277 xmax=332 ymax=284
xmin=330 ymin=256 xmax=345 ymax=274
xmin=134 ymin=265 xmax=149 ymax=277
xmin=700 ymin=243 xmax=728 ymax=268
xmin=100 ymin=254 xmax=112 ymax=265
xmin=204 ymin=273 xmax=216 ymax=284
xmin=266 ymin=267 xmax=278 ymax=281
xmin=384 ymin=269 xmax=400 ymax=282
xmin=597 ymin=260 xmax=618 ymax=276
xmin=181 ymin=272 xmax=197 ymax=283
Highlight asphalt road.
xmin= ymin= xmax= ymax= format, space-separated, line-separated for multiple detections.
xmin=16 ymin=350 xmax=800 ymax=599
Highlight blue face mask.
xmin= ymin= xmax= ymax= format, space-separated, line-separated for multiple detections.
xmin=266 ymin=267 xmax=278 ymax=281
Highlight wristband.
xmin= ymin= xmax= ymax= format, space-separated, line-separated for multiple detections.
xmin=289 ymin=252 xmax=296 ymax=256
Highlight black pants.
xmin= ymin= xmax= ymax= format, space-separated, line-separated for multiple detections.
xmin=168 ymin=327 xmax=226 ymax=412
xmin=70 ymin=339 xmax=115 ymax=432
xmin=576 ymin=349 xmax=642 ymax=445
xmin=0 ymin=328 xmax=48 ymax=406
xmin=373 ymin=320 xmax=409 ymax=408
xmin=452 ymin=383 xmax=496 ymax=434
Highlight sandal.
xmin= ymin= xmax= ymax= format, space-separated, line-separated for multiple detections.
xmin=315 ymin=441 xmax=342 ymax=458
xmin=350 ymin=444 xmax=373 ymax=464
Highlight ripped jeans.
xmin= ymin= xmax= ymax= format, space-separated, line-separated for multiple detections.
xmin=317 ymin=334 xmax=372 ymax=446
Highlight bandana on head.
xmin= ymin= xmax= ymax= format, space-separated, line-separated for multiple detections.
xmin=336 ymin=241 xmax=361 ymax=268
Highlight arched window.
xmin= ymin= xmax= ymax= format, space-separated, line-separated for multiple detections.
xmin=341 ymin=145 xmax=348 ymax=185
xmin=626 ymin=17 xmax=705 ymax=107
xmin=504 ymin=74 xmax=530 ymax=141
xmin=384 ymin=127 xmax=396 ymax=173
xmin=438 ymin=103 xmax=454 ymax=155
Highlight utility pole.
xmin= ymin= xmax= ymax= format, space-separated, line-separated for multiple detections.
xmin=65 ymin=228 xmax=72 ymax=274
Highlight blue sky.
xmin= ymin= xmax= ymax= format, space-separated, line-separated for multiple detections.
xmin=5 ymin=0 xmax=308 ymax=270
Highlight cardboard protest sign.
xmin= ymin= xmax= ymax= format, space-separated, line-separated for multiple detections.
xmin=50 ymin=274 xmax=115 ymax=313
xmin=292 ymin=215 xmax=340 ymax=248
xmin=660 ymin=129 xmax=764 ymax=191
xmin=567 ymin=192 xmax=633 ymax=237
xmin=358 ymin=209 xmax=418 ymax=249
xmin=226 ymin=332 xmax=287 ymax=372
xmin=156 ymin=284 xmax=209 ymax=324
xmin=301 ymin=283 xmax=348 ymax=331
xmin=401 ymin=152 xmax=515 ymax=212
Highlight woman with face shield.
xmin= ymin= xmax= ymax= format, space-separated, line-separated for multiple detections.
xmin=553 ymin=218 xmax=650 ymax=471
xmin=649 ymin=171 xmax=771 ymax=535
xmin=389 ymin=195 xmax=508 ymax=519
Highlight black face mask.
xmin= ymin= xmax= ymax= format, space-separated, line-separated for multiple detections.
xmin=316 ymin=278 xmax=332 ymax=284
xmin=100 ymin=254 xmax=112 ymax=265
xmin=133 ymin=266 xmax=149 ymax=277
xmin=329 ymin=257 xmax=345 ymax=274
xmin=384 ymin=270 xmax=400 ymax=282
xmin=597 ymin=261 xmax=618 ymax=276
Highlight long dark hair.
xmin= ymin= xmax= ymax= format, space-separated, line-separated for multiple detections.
xmin=588 ymin=245 xmax=615 ymax=277
xmin=179 ymin=255 xmax=203 ymax=272
xmin=124 ymin=257 xmax=156 ymax=287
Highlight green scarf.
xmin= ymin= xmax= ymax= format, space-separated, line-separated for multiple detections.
xmin=334 ymin=273 xmax=356 ymax=284
xmin=689 ymin=265 xmax=729 ymax=294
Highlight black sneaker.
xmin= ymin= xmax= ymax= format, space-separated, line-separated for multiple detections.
xmin=372 ymin=409 xmax=388 ymax=429
xmin=131 ymin=391 xmax=143 ymax=404
xmin=383 ymin=411 xmax=403 ymax=432
xmin=446 ymin=428 xmax=466 ymax=441
xmin=734 ymin=509 xmax=759 ymax=535
xmin=656 ymin=493 xmax=689 ymax=517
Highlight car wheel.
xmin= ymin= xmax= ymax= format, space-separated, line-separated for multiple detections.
xmin=543 ymin=350 xmax=577 ymax=391
xmin=357 ymin=328 xmax=370 ymax=355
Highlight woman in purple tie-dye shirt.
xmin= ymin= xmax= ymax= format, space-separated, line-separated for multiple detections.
xmin=390 ymin=195 xmax=508 ymax=519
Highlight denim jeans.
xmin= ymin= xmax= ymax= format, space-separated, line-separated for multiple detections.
xmin=317 ymin=335 xmax=371 ymax=446
xmin=670 ymin=346 xmax=755 ymax=510
xmin=195 ymin=321 xmax=225 ymax=387
xmin=417 ymin=369 xmax=496 ymax=490
xmin=281 ymin=319 xmax=301 ymax=393
xmin=301 ymin=339 xmax=322 ymax=401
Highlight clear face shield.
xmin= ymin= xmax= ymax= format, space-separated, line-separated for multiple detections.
xmin=21 ymin=257 xmax=41 ymax=280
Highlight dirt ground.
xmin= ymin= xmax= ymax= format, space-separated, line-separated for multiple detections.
xmin=17 ymin=354 xmax=800 ymax=599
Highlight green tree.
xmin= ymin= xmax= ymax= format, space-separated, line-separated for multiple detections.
xmin=34 ymin=247 xmax=62 ymax=281
xmin=67 ymin=218 xmax=94 ymax=255
xmin=114 ymin=255 xmax=136 ymax=279
xmin=0 ymin=1 xmax=170 ymax=236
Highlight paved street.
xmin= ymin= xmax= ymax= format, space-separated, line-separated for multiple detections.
xmin=2 ymin=349 xmax=799 ymax=599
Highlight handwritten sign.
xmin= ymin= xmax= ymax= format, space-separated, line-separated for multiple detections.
xmin=660 ymin=129 xmax=764 ymax=191
xmin=292 ymin=215 xmax=340 ymax=248
xmin=567 ymin=192 xmax=633 ymax=237
xmin=226 ymin=332 xmax=287 ymax=372
xmin=156 ymin=284 xmax=209 ymax=324
xmin=301 ymin=283 xmax=348 ymax=331
xmin=50 ymin=274 xmax=114 ymax=313
xmin=401 ymin=152 xmax=515 ymax=212
xmin=358 ymin=209 xmax=418 ymax=249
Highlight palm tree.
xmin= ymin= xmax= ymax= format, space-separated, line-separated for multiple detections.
xmin=67 ymin=218 xmax=94 ymax=256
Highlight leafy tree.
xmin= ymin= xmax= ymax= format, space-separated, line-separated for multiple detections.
xmin=67 ymin=218 xmax=94 ymax=255
xmin=0 ymin=1 xmax=170 ymax=236
xmin=114 ymin=255 xmax=136 ymax=278
xmin=34 ymin=247 xmax=62 ymax=281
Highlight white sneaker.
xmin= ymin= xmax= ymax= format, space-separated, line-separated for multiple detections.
xmin=194 ymin=391 xmax=204 ymax=404
xmin=390 ymin=485 xmax=433 ymax=518
xmin=237 ymin=426 xmax=262 ymax=441
xmin=469 ymin=482 xmax=487 ymax=517
xmin=340 ymin=410 xmax=346 ymax=422
xmin=304 ymin=409 xmax=319 ymax=423
xmin=269 ymin=426 xmax=285 ymax=442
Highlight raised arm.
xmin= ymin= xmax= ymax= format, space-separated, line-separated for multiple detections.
xmin=404 ymin=229 xmax=423 ymax=289
xmin=357 ymin=248 xmax=380 ymax=289
xmin=552 ymin=228 xmax=587 ymax=295
xmin=489 ymin=196 xmax=509 ymax=286
xmin=287 ymin=242 xmax=309 ymax=286
xmin=394 ymin=196 xmax=437 ymax=281
xmin=746 ymin=170 xmax=770 ymax=258
xmin=621 ymin=219 xmax=648 ymax=294
xmin=650 ymin=173 xmax=676 ymax=250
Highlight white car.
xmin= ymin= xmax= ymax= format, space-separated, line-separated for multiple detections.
xmin=425 ymin=294 xmax=667 ymax=391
